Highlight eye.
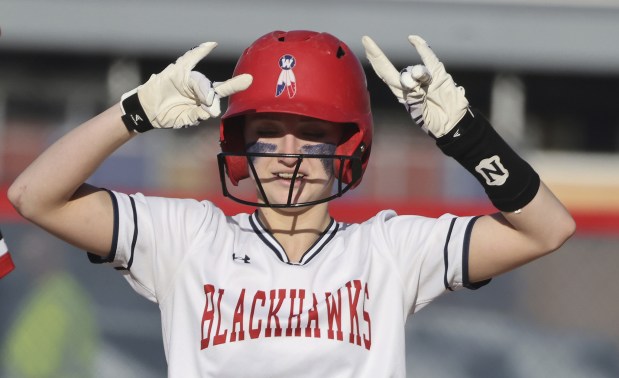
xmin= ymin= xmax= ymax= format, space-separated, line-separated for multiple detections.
xmin=299 ymin=123 xmax=342 ymax=144
xmin=302 ymin=130 xmax=327 ymax=139
xmin=256 ymin=128 xmax=280 ymax=138
xmin=298 ymin=124 xmax=331 ymax=140
xmin=247 ymin=122 xmax=285 ymax=139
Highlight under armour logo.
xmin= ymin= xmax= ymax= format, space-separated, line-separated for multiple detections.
xmin=475 ymin=155 xmax=509 ymax=186
xmin=233 ymin=253 xmax=251 ymax=264
xmin=130 ymin=114 xmax=143 ymax=125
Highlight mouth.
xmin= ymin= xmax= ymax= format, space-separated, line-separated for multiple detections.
xmin=275 ymin=172 xmax=305 ymax=180
xmin=273 ymin=172 xmax=308 ymax=190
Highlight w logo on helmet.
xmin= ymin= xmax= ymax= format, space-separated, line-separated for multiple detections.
xmin=276 ymin=54 xmax=297 ymax=98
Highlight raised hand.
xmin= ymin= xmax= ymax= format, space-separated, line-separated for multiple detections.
xmin=362 ymin=35 xmax=469 ymax=138
xmin=121 ymin=42 xmax=253 ymax=132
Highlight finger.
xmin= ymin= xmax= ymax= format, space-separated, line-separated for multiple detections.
xmin=176 ymin=42 xmax=218 ymax=71
xmin=399 ymin=67 xmax=419 ymax=90
xmin=189 ymin=71 xmax=214 ymax=105
xmin=202 ymin=98 xmax=221 ymax=118
xmin=205 ymin=89 xmax=216 ymax=107
xmin=407 ymin=35 xmax=440 ymax=72
xmin=411 ymin=64 xmax=432 ymax=85
xmin=400 ymin=64 xmax=433 ymax=90
xmin=179 ymin=108 xmax=203 ymax=128
xmin=213 ymin=74 xmax=253 ymax=97
xmin=186 ymin=102 xmax=218 ymax=124
xmin=361 ymin=36 xmax=402 ymax=90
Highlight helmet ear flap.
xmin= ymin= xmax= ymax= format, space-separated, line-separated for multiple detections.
xmin=220 ymin=117 xmax=250 ymax=186
xmin=334 ymin=124 xmax=369 ymax=188
xmin=224 ymin=156 xmax=249 ymax=186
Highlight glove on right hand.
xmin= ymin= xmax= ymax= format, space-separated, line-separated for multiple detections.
xmin=121 ymin=42 xmax=252 ymax=130
xmin=362 ymin=35 xmax=469 ymax=138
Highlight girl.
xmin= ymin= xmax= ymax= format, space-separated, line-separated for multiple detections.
xmin=9 ymin=30 xmax=574 ymax=377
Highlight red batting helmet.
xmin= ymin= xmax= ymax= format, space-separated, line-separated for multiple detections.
xmin=219 ymin=30 xmax=373 ymax=196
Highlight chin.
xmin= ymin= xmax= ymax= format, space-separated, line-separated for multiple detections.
xmin=259 ymin=191 xmax=330 ymax=209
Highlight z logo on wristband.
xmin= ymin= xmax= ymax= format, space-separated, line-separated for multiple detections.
xmin=475 ymin=155 xmax=509 ymax=186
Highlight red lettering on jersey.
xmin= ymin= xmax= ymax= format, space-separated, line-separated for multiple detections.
xmin=305 ymin=293 xmax=321 ymax=338
xmin=200 ymin=281 xmax=370 ymax=350
xmin=346 ymin=280 xmax=362 ymax=346
xmin=325 ymin=290 xmax=344 ymax=341
xmin=249 ymin=290 xmax=266 ymax=339
xmin=230 ymin=288 xmax=246 ymax=342
xmin=286 ymin=289 xmax=305 ymax=337
xmin=265 ymin=289 xmax=285 ymax=337
xmin=362 ymin=283 xmax=372 ymax=350
xmin=200 ymin=284 xmax=216 ymax=349
xmin=213 ymin=288 xmax=228 ymax=345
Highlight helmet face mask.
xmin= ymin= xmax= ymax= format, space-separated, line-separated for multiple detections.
xmin=217 ymin=151 xmax=363 ymax=208
xmin=218 ymin=30 xmax=373 ymax=208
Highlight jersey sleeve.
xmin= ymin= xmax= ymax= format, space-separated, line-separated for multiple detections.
xmin=87 ymin=190 xmax=216 ymax=303
xmin=0 ymin=229 xmax=15 ymax=279
xmin=369 ymin=211 xmax=489 ymax=314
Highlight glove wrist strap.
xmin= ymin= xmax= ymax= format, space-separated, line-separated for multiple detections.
xmin=120 ymin=89 xmax=154 ymax=133
xmin=436 ymin=109 xmax=540 ymax=212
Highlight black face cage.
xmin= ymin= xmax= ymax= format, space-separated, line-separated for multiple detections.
xmin=217 ymin=152 xmax=363 ymax=208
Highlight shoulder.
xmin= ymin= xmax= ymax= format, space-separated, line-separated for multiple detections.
xmin=339 ymin=209 xmax=434 ymax=229
xmin=120 ymin=192 xmax=218 ymax=215
xmin=337 ymin=209 xmax=474 ymax=241
xmin=111 ymin=191 xmax=248 ymax=229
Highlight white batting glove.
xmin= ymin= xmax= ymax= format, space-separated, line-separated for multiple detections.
xmin=362 ymin=35 xmax=469 ymax=138
xmin=121 ymin=42 xmax=253 ymax=131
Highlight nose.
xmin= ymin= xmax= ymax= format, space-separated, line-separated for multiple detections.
xmin=277 ymin=134 xmax=302 ymax=166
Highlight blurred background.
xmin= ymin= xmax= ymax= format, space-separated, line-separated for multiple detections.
xmin=1 ymin=0 xmax=618 ymax=377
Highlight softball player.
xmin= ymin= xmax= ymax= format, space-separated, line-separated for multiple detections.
xmin=8 ymin=30 xmax=575 ymax=377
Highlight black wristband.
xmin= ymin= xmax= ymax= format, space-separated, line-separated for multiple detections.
xmin=436 ymin=109 xmax=540 ymax=212
xmin=120 ymin=91 xmax=154 ymax=133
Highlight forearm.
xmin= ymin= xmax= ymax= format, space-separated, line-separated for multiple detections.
xmin=500 ymin=181 xmax=575 ymax=252
xmin=445 ymin=112 xmax=575 ymax=280
xmin=470 ymin=182 xmax=575 ymax=281
xmin=8 ymin=104 xmax=134 ymax=219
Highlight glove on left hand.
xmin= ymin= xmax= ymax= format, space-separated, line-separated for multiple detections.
xmin=362 ymin=35 xmax=469 ymax=138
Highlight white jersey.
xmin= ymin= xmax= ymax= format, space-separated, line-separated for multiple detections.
xmin=90 ymin=190 xmax=487 ymax=378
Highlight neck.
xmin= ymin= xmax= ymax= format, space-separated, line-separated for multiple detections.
xmin=258 ymin=203 xmax=332 ymax=263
